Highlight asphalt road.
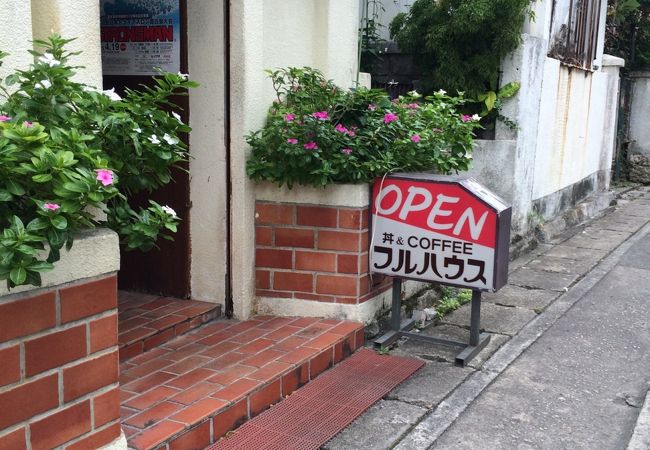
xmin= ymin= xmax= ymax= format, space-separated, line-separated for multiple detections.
xmin=430 ymin=229 xmax=650 ymax=449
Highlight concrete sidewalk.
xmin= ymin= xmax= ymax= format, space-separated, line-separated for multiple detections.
xmin=325 ymin=186 xmax=650 ymax=450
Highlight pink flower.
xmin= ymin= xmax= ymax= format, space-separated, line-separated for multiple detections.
xmin=368 ymin=104 xmax=377 ymax=111
xmin=335 ymin=123 xmax=348 ymax=133
xmin=95 ymin=169 xmax=114 ymax=186
xmin=406 ymin=103 xmax=420 ymax=109
xmin=347 ymin=130 xmax=356 ymax=137
xmin=384 ymin=113 xmax=399 ymax=124
xmin=23 ymin=121 xmax=33 ymax=127
xmin=341 ymin=148 xmax=353 ymax=155
xmin=311 ymin=111 xmax=330 ymax=120
xmin=284 ymin=113 xmax=295 ymax=122
xmin=304 ymin=141 xmax=319 ymax=150
xmin=287 ymin=138 xmax=298 ymax=144
xmin=411 ymin=134 xmax=421 ymax=143
xmin=0 ymin=115 xmax=11 ymax=122
xmin=43 ymin=203 xmax=60 ymax=211
xmin=461 ymin=115 xmax=472 ymax=122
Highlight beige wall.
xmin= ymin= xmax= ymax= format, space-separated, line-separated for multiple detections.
xmin=0 ymin=3 xmax=34 ymax=82
xmin=229 ymin=0 xmax=361 ymax=318
xmin=31 ymin=0 xmax=102 ymax=87
xmin=0 ymin=1 xmax=101 ymax=88
xmin=187 ymin=2 xmax=228 ymax=305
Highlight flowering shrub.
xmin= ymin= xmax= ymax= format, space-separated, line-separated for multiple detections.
xmin=246 ymin=67 xmax=480 ymax=188
xmin=0 ymin=35 xmax=196 ymax=288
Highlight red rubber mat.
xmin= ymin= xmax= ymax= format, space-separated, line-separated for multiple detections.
xmin=206 ymin=348 xmax=424 ymax=450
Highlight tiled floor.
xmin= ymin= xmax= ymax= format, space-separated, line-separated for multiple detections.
xmin=119 ymin=315 xmax=365 ymax=449
xmin=118 ymin=291 xmax=221 ymax=362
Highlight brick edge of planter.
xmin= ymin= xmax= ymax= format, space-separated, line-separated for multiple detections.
xmin=0 ymin=229 xmax=124 ymax=450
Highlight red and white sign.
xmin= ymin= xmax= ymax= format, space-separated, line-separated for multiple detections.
xmin=370 ymin=174 xmax=511 ymax=291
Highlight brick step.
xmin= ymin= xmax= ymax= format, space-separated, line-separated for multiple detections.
xmin=119 ymin=316 xmax=364 ymax=450
xmin=118 ymin=292 xmax=221 ymax=362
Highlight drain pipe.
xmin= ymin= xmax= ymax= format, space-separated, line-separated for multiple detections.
xmin=223 ymin=0 xmax=234 ymax=318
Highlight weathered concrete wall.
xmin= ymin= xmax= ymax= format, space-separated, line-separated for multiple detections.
xmin=629 ymin=71 xmax=650 ymax=157
xmin=466 ymin=140 xmax=517 ymax=206
xmin=495 ymin=6 xmax=621 ymax=233
xmin=628 ymin=71 xmax=650 ymax=183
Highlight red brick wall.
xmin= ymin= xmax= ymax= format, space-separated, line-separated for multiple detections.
xmin=255 ymin=202 xmax=392 ymax=305
xmin=0 ymin=275 xmax=121 ymax=449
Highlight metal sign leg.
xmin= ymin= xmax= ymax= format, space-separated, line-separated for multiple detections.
xmin=374 ymin=278 xmax=415 ymax=348
xmin=374 ymin=282 xmax=491 ymax=367
xmin=455 ymin=290 xmax=491 ymax=366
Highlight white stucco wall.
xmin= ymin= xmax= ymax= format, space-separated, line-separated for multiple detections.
xmin=0 ymin=3 xmax=33 ymax=82
xmin=187 ymin=2 xmax=228 ymax=306
xmin=230 ymin=0 xmax=361 ymax=319
xmin=263 ymin=0 xmax=359 ymax=90
xmin=31 ymin=0 xmax=102 ymax=88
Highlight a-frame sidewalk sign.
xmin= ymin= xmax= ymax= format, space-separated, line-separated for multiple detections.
xmin=370 ymin=173 xmax=512 ymax=366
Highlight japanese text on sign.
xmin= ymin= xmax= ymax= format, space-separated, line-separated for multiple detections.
xmin=100 ymin=0 xmax=181 ymax=76
xmin=370 ymin=175 xmax=510 ymax=291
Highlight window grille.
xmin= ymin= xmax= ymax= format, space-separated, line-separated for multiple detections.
xmin=548 ymin=0 xmax=603 ymax=70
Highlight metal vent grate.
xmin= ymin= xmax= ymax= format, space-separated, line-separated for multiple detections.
xmin=206 ymin=349 xmax=424 ymax=450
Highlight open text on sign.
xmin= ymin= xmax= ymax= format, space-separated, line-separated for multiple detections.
xmin=370 ymin=174 xmax=511 ymax=292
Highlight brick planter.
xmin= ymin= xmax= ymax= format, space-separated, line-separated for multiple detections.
xmin=0 ymin=229 xmax=125 ymax=450
xmin=254 ymin=183 xmax=393 ymax=322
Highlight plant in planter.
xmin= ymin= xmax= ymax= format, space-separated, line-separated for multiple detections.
xmin=246 ymin=67 xmax=480 ymax=188
xmin=0 ymin=35 xmax=197 ymax=288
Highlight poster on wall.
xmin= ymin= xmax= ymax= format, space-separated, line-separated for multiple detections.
xmin=100 ymin=0 xmax=180 ymax=76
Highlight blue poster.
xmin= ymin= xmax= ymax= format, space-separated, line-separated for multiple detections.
xmin=100 ymin=0 xmax=181 ymax=76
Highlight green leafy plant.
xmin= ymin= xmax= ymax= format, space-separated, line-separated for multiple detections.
xmin=246 ymin=67 xmax=480 ymax=188
xmin=606 ymin=0 xmax=650 ymax=71
xmin=0 ymin=35 xmax=197 ymax=288
xmin=472 ymin=81 xmax=521 ymax=130
xmin=389 ymin=0 xmax=532 ymax=97
xmin=436 ymin=287 xmax=472 ymax=317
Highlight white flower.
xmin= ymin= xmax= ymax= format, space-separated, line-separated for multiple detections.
xmin=35 ymin=79 xmax=52 ymax=89
xmin=437 ymin=89 xmax=447 ymax=95
xmin=163 ymin=133 xmax=179 ymax=145
xmin=162 ymin=205 xmax=177 ymax=217
xmin=471 ymin=114 xmax=481 ymax=121
xmin=465 ymin=153 xmax=473 ymax=160
xmin=148 ymin=135 xmax=161 ymax=145
xmin=178 ymin=72 xmax=189 ymax=80
xmin=133 ymin=126 xmax=142 ymax=134
xmin=38 ymin=53 xmax=60 ymax=67
xmin=171 ymin=111 xmax=183 ymax=123
xmin=408 ymin=90 xmax=421 ymax=98
xmin=102 ymin=88 xmax=122 ymax=101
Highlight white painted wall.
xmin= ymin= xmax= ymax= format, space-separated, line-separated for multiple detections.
xmin=187 ymin=2 xmax=228 ymax=306
xmin=0 ymin=3 xmax=33 ymax=82
xmin=31 ymin=0 xmax=103 ymax=88
xmin=230 ymin=0 xmax=361 ymax=319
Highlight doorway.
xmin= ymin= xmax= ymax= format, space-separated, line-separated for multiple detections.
xmin=101 ymin=0 xmax=191 ymax=298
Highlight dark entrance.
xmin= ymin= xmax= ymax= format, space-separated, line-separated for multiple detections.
xmin=101 ymin=0 xmax=191 ymax=298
